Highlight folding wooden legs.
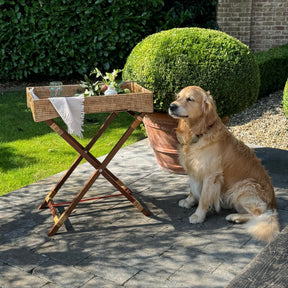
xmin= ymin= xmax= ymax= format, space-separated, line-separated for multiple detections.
xmin=39 ymin=112 xmax=149 ymax=236
xmin=38 ymin=112 xmax=118 ymax=210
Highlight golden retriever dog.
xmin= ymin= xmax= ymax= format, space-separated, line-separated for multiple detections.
xmin=168 ymin=86 xmax=279 ymax=242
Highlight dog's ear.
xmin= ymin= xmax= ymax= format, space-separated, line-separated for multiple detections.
xmin=202 ymin=94 xmax=213 ymax=114
xmin=202 ymin=94 xmax=217 ymax=125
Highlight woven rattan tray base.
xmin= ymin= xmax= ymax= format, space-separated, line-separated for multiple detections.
xmin=26 ymin=81 xmax=153 ymax=122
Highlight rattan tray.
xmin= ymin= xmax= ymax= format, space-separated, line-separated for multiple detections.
xmin=26 ymin=81 xmax=153 ymax=122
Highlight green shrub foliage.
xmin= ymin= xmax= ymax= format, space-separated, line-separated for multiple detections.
xmin=155 ymin=0 xmax=218 ymax=30
xmin=123 ymin=28 xmax=260 ymax=117
xmin=283 ymin=78 xmax=288 ymax=117
xmin=0 ymin=0 xmax=164 ymax=80
xmin=0 ymin=0 xmax=217 ymax=81
xmin=255 ymin=44 xmax=288 ymax=98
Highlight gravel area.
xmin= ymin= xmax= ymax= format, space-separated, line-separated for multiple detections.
xmin=228 ymin=90 xmax=288 ymax=150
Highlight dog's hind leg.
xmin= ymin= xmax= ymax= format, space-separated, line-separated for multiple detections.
xmin=226 ymin=213 xmax=254 ymax=223
xmin=225 ymin=180 xmax=268 ymax=224
xmin=179 ymin=176 xmax=201 ymax=208
xmin=225 ymin=186 xmax=279 ymax=241
xmin=226 ymin=201 xmax=267 ymax=223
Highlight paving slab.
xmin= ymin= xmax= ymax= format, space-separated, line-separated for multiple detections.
xmin=0 ymin=139 xmax=287 ymax=288
xmin=0 ymin=261 xmax=49 ymax=288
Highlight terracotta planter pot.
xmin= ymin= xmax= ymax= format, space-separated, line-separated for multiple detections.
xmin=143 ymin=112 xmax=186 ymax=174
xmin=143 ymin=113 xmax=229 ymax=174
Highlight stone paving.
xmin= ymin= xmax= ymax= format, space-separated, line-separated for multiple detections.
xmin=0 ymin=139 xmax=288 ymax=288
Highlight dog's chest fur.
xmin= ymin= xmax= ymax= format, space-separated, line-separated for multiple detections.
xmin=177 ymin=134 xmax=221 ymax=178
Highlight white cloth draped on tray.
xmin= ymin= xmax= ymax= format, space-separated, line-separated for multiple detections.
xmin=49 ymin=95 xmax=85 ymax=138
xmin=29 ymin=87 xmax=39 ymax=100
xmin=28 ymin=88 xmax=85 ymax=138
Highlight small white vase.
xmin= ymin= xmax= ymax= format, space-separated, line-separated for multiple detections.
xmin=104 ymin=85 xmax=117 ymax=95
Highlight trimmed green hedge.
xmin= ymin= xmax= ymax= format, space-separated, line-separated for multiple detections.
xmin=0 ymin=0 xmax=217 ymax=81
xmin=283 ymin=78 xmax=288 ymax=117
xmin=255 ymin=44 xmax=288 ymax=98
xmin=155 ymin=0 xmax=218 ymax=30
xmin=123 ymin=28 xmax=260 ymax=117
xmin=0 ymin=0 xmax=164 ymax=80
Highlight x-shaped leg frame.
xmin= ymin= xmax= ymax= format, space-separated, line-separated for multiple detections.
xmin=38 ymin=112 xmax=150 ymax=236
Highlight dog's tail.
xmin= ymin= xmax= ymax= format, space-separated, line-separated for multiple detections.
xmin=246 ymin=210 xmax=280 ymax=242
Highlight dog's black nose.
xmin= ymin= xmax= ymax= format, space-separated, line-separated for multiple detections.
xmin=169 ymin=103 xmax=178 ymax=112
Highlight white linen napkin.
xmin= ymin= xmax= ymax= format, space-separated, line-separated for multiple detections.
xmin=49 ymin=95 xmax=85 ymax=138
xmin=29 ymin=87 xmax=39 ymax=100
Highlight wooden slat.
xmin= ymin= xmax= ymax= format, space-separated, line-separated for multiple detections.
xmin=226 ymin=225 xmax=288 ymax=288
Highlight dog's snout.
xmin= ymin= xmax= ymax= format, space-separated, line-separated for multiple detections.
xmin=169 ymin=103 xmax=178 ymax=112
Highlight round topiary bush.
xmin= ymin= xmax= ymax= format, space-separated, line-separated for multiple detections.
xmin=283 ymin=78 xmax=288 ymax=117
xmin=123 ymin=27 xmax=260 ymax=117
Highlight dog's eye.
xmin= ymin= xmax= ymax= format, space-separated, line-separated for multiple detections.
xmin=187 ymin=98 xmax=194 ymax=102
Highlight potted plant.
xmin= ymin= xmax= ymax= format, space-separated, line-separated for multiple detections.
xmin=80 ymin=68 xmax=130 ymax=96
xmin=123 ymin=27 xmax=260 ymax=173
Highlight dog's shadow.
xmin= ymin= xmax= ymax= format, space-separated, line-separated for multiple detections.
xmin=254 ymin=147 xmax=288 ymax=189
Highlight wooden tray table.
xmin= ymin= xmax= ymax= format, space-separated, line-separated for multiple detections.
xmin=26 ymin=82 xmax=153 ymax=236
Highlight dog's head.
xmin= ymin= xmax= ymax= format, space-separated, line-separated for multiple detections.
xmin=169 ymin=86 xmax=217 ymax=124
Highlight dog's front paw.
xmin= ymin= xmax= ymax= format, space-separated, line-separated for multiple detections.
xmin=179 ymin=198 xmax=195 ymax=209
xmin=189 ymin=213 xmax=205 ymax=224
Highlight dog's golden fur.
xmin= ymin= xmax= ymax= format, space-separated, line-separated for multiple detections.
xmin=168 ymin=86 xmax=279 ymax=242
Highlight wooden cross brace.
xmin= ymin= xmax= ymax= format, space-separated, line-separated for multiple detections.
xmin=38 ymin=111 xmax=150 ymax=236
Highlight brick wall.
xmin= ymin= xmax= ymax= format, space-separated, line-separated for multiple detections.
xmin=217 ymin=0 xmax=288 ymax=52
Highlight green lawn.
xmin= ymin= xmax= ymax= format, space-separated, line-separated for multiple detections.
xmin=0 ymin=90 xmax=146 ymax=196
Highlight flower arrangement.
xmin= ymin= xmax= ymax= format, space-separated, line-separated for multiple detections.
xmin=80 ymin=68 xmax=130 ymax=97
